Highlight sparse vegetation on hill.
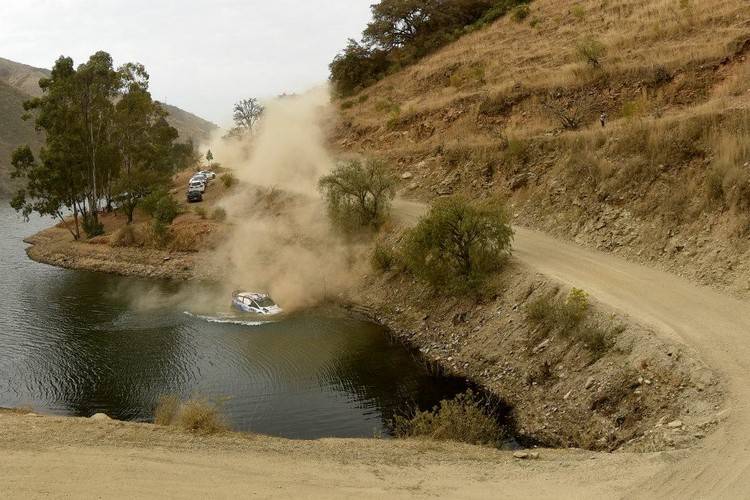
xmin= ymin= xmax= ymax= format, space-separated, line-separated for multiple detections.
xmin=329 ymin=0 xmax=531 ymax=96
xmin=332 ymin=0 xmax=750 ymax=298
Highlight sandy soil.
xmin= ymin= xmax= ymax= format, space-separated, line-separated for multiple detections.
xmin=5 ymin=201 xmax=750 ymax=498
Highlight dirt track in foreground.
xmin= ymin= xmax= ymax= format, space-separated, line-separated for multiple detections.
xmin=5 ymin=213 xmax=750 ymax=497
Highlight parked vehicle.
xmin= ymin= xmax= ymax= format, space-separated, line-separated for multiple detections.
xmin=188 ymin=180 xmax=206 ymax=193
xmin=190 ymin=174 xmax=207 ymax=184
xmin=199 ymin=170 xmax=216 ymax=179
xmin=231 ymin=291 xmax=282 ymax=315
xmin=187 ymin=189 xmax=203 ymax=203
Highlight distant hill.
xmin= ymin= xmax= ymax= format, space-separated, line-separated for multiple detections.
xmin=0 ymin=57 xmax=218 ymax=196
xmin=158 ymin=102 xmax=217 ymax=146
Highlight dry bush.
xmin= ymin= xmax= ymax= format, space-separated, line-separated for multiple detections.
xmin=154 ymin=395 xmax=180 ymax=426
xmin=220 ymin=173 xmax=237 ymax=189
xmin=541 ymin=94 xmax=592 ymax=130
xmin=526 ymin=288 xmax=619 ymax=356
xmin=167 ymin=228 xmax=200 ymax=252
xmin=194 ymin=206 xmax=207 ymax=219
xmin=177 ymin=397 xmax=229 ymax=434
xmin=723 ymin=58 xmax=750 ymax=97
xmin=154 ymin=394 xmax=228 ymax=435
xmin=448 ymin=64 xmax=485 ymax=88
xmin=703 ymin=110 xmax=750 ymax=209
xmin=389 ymin=390 xmax=504 ymax=447
xmin=110 ymin=224 xmax=149 ymax=247
xmin=371 ymin=242 xmax=395 ymax=271
xmin=211 ymin=207 xmax=227 ymax=221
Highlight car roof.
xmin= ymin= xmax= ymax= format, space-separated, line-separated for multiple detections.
xmin=233 ymin=291 xmax=272 ymax=301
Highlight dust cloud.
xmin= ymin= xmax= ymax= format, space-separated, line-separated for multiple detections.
xmin=204 ymin=87 xmax=369 ymax=311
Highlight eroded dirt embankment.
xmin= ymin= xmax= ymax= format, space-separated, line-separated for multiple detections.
xmin=21 ymin=219 xmax=723 ymax=453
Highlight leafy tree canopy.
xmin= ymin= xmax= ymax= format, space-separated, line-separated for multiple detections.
xmin=318 ymin=158 xmax=398 ymax=231
xmin=403 ymin=195 xmax=513 ymax=293
xmin=225 ymin=98 xmax=264 ymax=139
xmin=10 ymin=51 xmax=188 ymax=237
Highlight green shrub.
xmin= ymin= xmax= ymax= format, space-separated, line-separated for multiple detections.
xmin=526 ymin=288 xmax=619 ymax=355
xmin=512 ymin=4 xmax=531 ymax=21
xmin=318 ymin=158 xmax=397 ymax=231
xmin=390 ymin=390 xmax=504 ymax=447
xmin=82 ymin=215 xmax=104 ymax=239
xmin=371 ymin=243 xmax=395 ymax=271
xmin=152 ymin=220 xmax=170 ymax=247
xmin=402 ymin=196 xmax=513 ymax=294
xmin=571 ymin=4 xmax=585 ymax=19
xmin=221 ymin=172 xmax=237 ymax=189
xmin=449 ymin=65 xmax=485 ymax=88
xmin=140 ymin=188 xmax=170 ymax=218
xmin=386 ymin=113 xmax=401 ymax=131
xmin=154 ymin=196 xmax=179 ymax=225
xmin=576 ymin=37 xmax=606 ymax=68
xmin=340 ymin=100 xmax=354 ymax=110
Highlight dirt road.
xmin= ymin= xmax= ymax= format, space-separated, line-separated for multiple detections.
xmin=513 ymin=226 xmax=750 ymax=498
xmin=3 ymin=202 xmax=749 ymax=498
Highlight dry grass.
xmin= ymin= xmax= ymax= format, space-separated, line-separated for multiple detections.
xmin=340 ymin=0 xmax=747 ymax=133
xmin=389 ymin=390 xmax=504 ymax=447
xmin=154 ymin=394 xmax=229 ymax=435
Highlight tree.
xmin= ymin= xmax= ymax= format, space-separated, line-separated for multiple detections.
xmin=10 ymin=144 xmax=85 ymax=240
xmin=318 ymin=158 xmax=398 ymax=230
xmin=206 ymin=149 xmax=213 ymax=165
xmin=329 ymin=39 xmax=390 ymax=96
xmin=329 ymin=0 xmax=508 ymax=95
xmin=11 ymin=52 xmax=181 ymax=234
xmin=402 ymin=196 xmax=513 ymax=293
xmin=110 ymin=63 xmax=177 ymax=223
xmin=226 ymin=98 xmax=264 ymax=138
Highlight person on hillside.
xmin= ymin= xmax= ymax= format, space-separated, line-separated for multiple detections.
xmin=600 ymin=112 xmax=607 ymax=128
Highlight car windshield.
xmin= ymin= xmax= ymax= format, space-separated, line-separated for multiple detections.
xmin=255 ymin=297 xmax=276 ymax=307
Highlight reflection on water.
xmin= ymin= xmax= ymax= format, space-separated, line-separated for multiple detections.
xmin=0 ymin=202 xmax=469 ymax=438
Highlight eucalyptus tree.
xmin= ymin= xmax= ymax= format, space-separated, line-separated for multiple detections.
xmin=11 ymin=51 xmax=181 ymax=237
xmin=12 ymin=56 xmax=89 ymax=238
xmin=111 ymin=62 xmax=178 ymax=223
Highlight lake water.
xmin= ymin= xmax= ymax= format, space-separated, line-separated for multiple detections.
xmin=0 ymin=200 xmax=470 ymax=438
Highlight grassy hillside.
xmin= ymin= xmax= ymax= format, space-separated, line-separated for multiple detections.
xmin=159 ymin=102 xmax=217 ymax=146
xmin=333 ymin=0 xmax=750 ymax=296
xmin=0 ymin=80 xmax=44 ymax=195
xmin=0 ymin=57 xmax=217 ymax=196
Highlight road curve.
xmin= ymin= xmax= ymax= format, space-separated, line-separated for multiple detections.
xmin=395 ymin=199 xmax=750 ymax=498
xmin=514 ymin=226 xmax=750 ymax=498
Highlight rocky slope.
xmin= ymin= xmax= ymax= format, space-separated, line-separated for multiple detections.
xmin=331 ymin=0 xmax=750 ymax=300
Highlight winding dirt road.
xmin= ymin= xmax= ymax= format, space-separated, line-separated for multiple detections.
xmin=2 ymin=203 xmax=750 ymax=498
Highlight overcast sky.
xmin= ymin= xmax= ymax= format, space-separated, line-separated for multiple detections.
xmin=1 ymin=0 xmax=373 ymax=126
